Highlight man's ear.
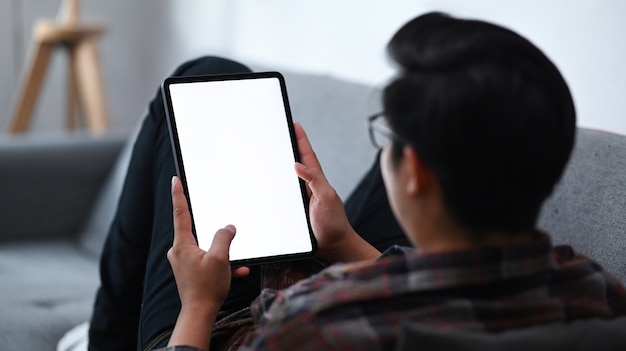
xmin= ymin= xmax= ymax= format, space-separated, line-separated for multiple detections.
xmin=403 ymin=146 xmax=434 ymax=196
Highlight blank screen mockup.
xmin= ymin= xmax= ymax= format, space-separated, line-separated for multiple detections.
xmin=167 ymin=76 xmax=314 ymax=263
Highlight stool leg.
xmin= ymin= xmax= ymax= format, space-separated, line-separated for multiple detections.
xmin=10 ymin=42 xmax=53 ymax=133
xmin=67 ymin=48 xmax=80 ymax=130
xmin=75 ymin=38 xmax=109 ymax=133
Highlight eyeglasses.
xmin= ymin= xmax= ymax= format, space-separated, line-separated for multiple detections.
xmin=367 ymin=112 xmax=413 ymax=150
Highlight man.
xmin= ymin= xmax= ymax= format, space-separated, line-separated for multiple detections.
xmin=89 ymin=12 xmax=626 ymax=351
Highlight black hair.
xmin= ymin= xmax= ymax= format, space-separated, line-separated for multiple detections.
xmin=383 ymin=12 xmax=576 ymax=235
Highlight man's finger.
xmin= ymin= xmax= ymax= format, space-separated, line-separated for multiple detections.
xmin=171 ymin=176 xmax=197 ymax=247
xmin=294 ymin=122 xmax=323 ymax=170
xmin=295 ymin=162 xmax=332 ymax=200
xmin=232 ymin=266 xmax=251 ymax=277
xmin=295 ymin=163 xmax=313 ymax=199
xmin=208 ymin=225 xmax=237 ymax=259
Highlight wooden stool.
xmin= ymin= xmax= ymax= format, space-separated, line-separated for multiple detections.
xmin=9 ymin=0 xmax=109 ymax=133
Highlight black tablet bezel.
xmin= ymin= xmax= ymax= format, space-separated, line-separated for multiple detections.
xmin=161 ymin=71 xmax=317 ymax=266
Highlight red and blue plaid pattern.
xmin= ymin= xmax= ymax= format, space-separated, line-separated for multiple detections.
xmin=161 ymin=234 xmax=626 ymax=351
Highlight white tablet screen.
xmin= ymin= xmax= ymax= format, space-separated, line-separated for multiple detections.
xmin=165 ymin=74 xmax=315 ymax=264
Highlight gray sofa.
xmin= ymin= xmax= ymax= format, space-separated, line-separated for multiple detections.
xmin=1 ymin=70 xmax=625 ymax=350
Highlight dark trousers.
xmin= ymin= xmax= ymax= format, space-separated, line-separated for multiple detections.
xmin=88 ymin=56 xmax=408 ymax=351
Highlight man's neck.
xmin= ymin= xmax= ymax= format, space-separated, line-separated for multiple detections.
xmin=409 ymin=215 xmax=536 ymax=254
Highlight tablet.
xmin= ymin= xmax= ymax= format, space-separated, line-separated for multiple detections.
xmin=161 ymin=72 xmax=317 ymax=266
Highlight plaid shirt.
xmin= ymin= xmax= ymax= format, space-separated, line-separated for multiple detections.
xmin=159 ymin=233 xmax=626 ymax=351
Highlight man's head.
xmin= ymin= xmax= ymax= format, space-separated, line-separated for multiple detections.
xmin=380 ymin=12 xmax=576 ymax=241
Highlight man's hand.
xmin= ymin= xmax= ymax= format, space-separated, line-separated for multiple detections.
xmin=294 ymin=123 xmax=380 ymax=264
xmin=167 ymin=176 xmax=249 ymax=350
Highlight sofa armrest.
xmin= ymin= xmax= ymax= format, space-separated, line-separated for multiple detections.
xmin=0 ymin=132 xmax=127 ymax=243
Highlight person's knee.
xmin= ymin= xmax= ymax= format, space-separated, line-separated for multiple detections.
xmin=171 ymin=56 xmax=252 ymax=77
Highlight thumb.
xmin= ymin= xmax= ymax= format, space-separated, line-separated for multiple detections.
xmin=208 ymin=225 xmax=237 ymax=258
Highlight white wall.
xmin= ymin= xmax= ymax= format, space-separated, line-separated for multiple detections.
xmin=0 ymin=1 xmax=17 ymax=129
xmin=3 ymin=1 xmax=624 ymax=135
xmin=169 ymin=0 xmax=626 ymax=135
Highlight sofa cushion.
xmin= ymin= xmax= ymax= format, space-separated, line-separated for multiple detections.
xmin=396 ymin=317 xmax=626 ymax=351
xmin=0 ymin=241 xmax=98 ymax=350
xmin=538 ymin=128 xmax=626 ymax=284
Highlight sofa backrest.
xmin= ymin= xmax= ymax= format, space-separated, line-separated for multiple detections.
xmin=278 ymin=70 xmax=381 ymax=199
xmin=538 ymin=128 xmax=626 ymax=284
xmin=76 ymin=70 xmax=626 ymax=289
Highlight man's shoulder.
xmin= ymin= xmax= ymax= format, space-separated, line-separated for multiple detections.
xmin=243 ymin=241 xmax=626 ymax=350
